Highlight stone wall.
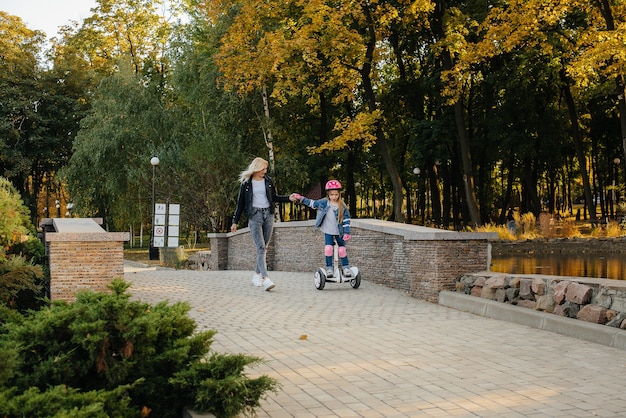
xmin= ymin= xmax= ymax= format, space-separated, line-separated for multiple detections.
xmin=209 ymin=219 xmax=496 ymax=303
xmin=43 ymin=218 xmax=129 ymax=302
xmin=455 ymin=272 xmax=626 ymax=330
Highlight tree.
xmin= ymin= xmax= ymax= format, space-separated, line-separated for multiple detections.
xmin=207 ymin=0 xmax=439 ymax=223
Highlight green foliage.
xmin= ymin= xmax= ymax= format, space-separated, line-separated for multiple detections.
xmin=0 ymin=278 xmax=278 ymax=418
xmin=0 ymin=255 xmax=45 ymax=311
xmin=171 ymin=354 xmax=279 ymax=417
xmin=6 ymin=237 xmax=45 ymax=264
xmin=0 ymin=383 xmax=137 ymax=418
xmin=0 ymin=177 xmax=34 ymax=252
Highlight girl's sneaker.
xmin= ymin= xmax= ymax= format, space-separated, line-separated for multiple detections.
xmin=263 ymin=277 xmax=275 ymax=291
xmin=325 ymin=266 xmax=334 ymax=277
xmin=342 ymin=266 xmax=352 ymax=277
xmin=252 ymin=273 xmax=263 ymax=287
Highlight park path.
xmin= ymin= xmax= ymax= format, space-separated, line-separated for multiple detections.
xmin=126 ymin=265 xmax=626 ymax=417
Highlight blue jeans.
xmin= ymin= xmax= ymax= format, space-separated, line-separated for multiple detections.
xmin=325 ymin=233 xmax=349 ymax=267
xmin=249 ymin=207 xmax=273 ymax=277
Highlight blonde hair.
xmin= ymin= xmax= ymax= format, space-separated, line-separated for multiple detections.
xmin=327 ymin=190 xmax=347 ymax=224
xmin=238 ymin=157 xmax=268 ymax=183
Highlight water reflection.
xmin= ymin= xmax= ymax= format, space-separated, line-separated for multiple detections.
xmin=490 ymin=255 xmax=626 ymax=280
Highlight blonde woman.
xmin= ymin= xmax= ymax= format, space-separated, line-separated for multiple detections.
xmin=231 ymin=157 xmax=292 ymax=291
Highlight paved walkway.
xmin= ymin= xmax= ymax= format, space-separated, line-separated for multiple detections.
xmin=125 ymin=265 xmax=626 ymax=417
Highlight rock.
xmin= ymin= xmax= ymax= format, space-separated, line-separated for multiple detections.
xmin=536 ymin=295 xmax=555 ymax=313
xmin=565 ymin=282 xmax=592 ymax=305
xmin=459 ymin=275 xmax=476 ymax=286
xmin=473 ymin=276 xmax=487 ymax=287
xmin=485 ymin=276 xmax=506 ymax=289
xmin=576 ymin=305 xmax=608 ymax=324
xmin=470 ymin=286 xmax=482 ymax=297
xmin=591 ymin=288 xmax=612 ymax=309
xmin=608 ymin=290 xmax=626 ymax=312
xmin=531 ymin=278 xmax=546 ymax=295
xmin=495 ymin=288 xmax=507 ymax=303
xmin=506 ymin=276 xmax=521 ymax=288
xmin=553 ymin=280 xmax=570 ymax=305
xmin=480 ymin=286 xmax=497 ymax=300
xmin=554 ymin=301 xmax=580 ymax=318
xmin=606 ymin=312 xmax=626 ymax=328
xmin=455 ymin=281 xmax=468 ymax=293
xmin=516 ymin=299 xmax=537 ymax=309
xmin=606 ymin=310 xmax=617 ymax=322
xmin=505 ymin=288 xmax=519 ymax=303
xmin=519 ymin=278 xmax=535 ymax=300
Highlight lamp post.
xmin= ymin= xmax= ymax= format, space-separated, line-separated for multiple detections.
xmin=413 ymin=168 xmax=421 ymax=222
xmin=614 ymin=157 xmax=621 ymax=218
xmin=149 ymin=156 xmax=160 ymax=260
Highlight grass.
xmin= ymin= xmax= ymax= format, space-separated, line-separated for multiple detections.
xmin=475 ymin=209 xmax=625 ymax=240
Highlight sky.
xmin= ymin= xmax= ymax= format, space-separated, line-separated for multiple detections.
xmin=1 ymin=0 xmax=98 ymax=39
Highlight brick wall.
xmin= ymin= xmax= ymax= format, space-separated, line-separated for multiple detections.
xmin=210 ymin=219 xmax=496 ymax=303
xmin=45 ymin=226 xmax=129 ymax=302
xmin=48 ymin=239 xmax=125 ymax=301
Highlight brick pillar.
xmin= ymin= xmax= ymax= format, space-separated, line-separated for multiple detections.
xmin=42 ymin=218 xmax=129 ymax=302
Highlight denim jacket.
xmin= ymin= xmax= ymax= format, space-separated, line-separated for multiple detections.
xmin=300 ymin=197 xmax=351 ymax=236
xmin=232 ymin=175 xmax=290 ymax=225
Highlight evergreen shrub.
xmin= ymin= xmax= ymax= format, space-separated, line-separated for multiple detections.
xmin=0 ymin=279 xmax=278 ymax=418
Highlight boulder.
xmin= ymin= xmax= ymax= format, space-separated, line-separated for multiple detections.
xmin=565 ymin=282 xmax=592 ymax=305
xmin=576 ymin=305 xmax=608 ymax=324
xmin=553 ymin=280 xmax=570 ymax=305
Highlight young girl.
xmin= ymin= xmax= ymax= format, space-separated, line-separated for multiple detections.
xmin=292 ymin=180 xmax=352 ymax=277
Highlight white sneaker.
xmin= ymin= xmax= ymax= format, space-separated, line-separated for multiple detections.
xmin=252 ymin=273 xmax=263 ymax=287
xmin=342 ymin=266 xmax=352 ymax=277
xmin=325 ymin=266 xmax=334 ymax=277
xmin=263 ymin=277 xmax=275 ymax=291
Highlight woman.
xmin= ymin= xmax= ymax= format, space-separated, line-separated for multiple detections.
xmin=231 ymin=157 xmax=292 ymax=291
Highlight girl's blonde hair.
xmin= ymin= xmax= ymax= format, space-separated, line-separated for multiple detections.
xmin=238 ymin=157 xmax=268 ymax=183
xmin=327 ymin=190 xmax=347 ymax=224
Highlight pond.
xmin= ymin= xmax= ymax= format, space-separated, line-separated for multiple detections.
xmin=490 ymin=254 xmax=626 ymax=280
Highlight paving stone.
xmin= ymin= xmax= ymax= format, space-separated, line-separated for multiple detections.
xmin=126 ymin=264 xmax=626 ymax=417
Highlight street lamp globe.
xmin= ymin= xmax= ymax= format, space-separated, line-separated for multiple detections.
xmin=151 ymin=156 xmax=160 ymax=167
xmin=413 ymin=167 xmax=421 ymax=175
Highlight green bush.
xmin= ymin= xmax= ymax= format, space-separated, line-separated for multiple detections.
xmin=7 ymin=237 xmax=45 ymax=265
xmin=0 ymin=254 xmax=45 ymax=312
xmin=0 ymin=279 xmax=278 ymax=417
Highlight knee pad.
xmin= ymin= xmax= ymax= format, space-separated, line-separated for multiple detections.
xmin=338 ymin=246 xmax=347 ymax=258
xmin=324 ymin=245 xmax=334 ymax=256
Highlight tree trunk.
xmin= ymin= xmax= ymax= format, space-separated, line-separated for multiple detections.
xmin=261 ymin=84 xmax=281 ymax=222
xmin=430 ymin=0 xmax=481 ymax=227
xmin=559 ymin=69 xmax=596 ymax=221
xmin=360 ymin=4 xmax=405 ymax=223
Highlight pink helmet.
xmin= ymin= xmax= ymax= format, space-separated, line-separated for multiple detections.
xmin=325 ymin=180 xmax=342 ymax=191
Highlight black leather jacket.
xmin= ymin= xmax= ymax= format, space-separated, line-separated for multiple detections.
xmin=232 ymin=175 xmax=290 ymax=225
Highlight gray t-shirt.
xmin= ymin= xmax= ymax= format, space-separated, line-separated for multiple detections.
xmin=251 ymin=179 xmax=270 ymax=208
xmin=320 ymin=203 xmax=339 ymax=235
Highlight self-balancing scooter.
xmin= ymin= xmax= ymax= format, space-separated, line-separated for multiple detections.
xmin=313 ymin=245 xmax=361 ymax=290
